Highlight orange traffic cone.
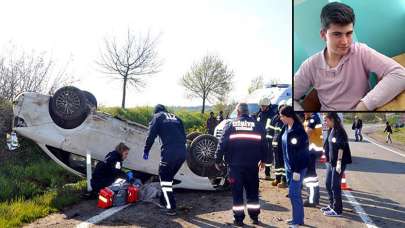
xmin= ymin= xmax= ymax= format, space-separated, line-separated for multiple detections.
xmin=341 ymin=173 xmax=351 ymax=190
xmin=319 ymin=153 xmax=326 ymax=163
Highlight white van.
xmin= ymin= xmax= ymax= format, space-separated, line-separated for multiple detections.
xmin=214 ymin=84 xmax=291 ymax=139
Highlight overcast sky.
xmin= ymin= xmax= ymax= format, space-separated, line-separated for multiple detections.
xmin=0 ymin=0 xmax=292 ymax=107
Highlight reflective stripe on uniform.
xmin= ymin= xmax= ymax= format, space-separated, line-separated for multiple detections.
xmin=232 ymin=205 xmax=245 ymax=211
xmin=247 ymin=204 xmax=260 ymax=209
xmin=309 ymin=143 xmax=324 ymax=152
xmin=305 ymin=182 xmax=319 ymax=188
xmin=230 ymin=133 xmax=261 ymax=140
xmin=160 ymin=181 xmax=173 ymax=187
xmin=272 ymin=141 xmax=278 ymax=146
xmin=303 ymin=176 xmax=318 ymax=183
xmin=266 ymin=135 xmax=273 ymax=139
xmin=315 ymin=124 xmax=322 ymax=128
xmin=265 ymin=164 xmax=272 ymax=167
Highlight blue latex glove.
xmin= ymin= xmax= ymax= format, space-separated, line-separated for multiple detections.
xmin=143 ymin=153 xmax=149 ymax=160
xmin=127 ymin=171 xmax=133 ymax=181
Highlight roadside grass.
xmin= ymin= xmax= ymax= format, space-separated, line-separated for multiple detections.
xmin=0 ymin=137 xmax=85 ymax=228
xmin=99 ymin=106 xmax=209 ymax=134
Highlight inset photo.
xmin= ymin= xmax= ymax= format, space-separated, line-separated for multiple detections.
xmin=293 ymin=0 xmax=405 ymax=111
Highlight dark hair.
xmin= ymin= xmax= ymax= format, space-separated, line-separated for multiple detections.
xmin=154 ymin=104 xmax=167 ymax=114
xmin=279 ymin=105 xmax=302 ymax=126
xmin=321 ymin=2 xmax=355 ymax=30
xmin=115 ymin=142 xmax=130 ymax=154
xmin=326 ymin=112 xmax=348 ymax=142
xmin=386 ymin=121 xmax=390 ymax=125
xmin=210 ymin=111 xmax=214 ymax=115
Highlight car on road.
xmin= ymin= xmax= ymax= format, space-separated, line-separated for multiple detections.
xmin=12 ymin=86 xmax=226 ymax=191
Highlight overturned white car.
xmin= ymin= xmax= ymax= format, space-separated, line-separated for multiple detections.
xmin=12 ymin=86 xmax=225 ymax=191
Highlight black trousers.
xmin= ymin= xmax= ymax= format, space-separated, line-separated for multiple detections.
xmin=325 ymin=163 xmax=346 ymax=214
xmin=159 ymin=156 xmax=185 ymax=210
xmin=264 ymin=138 xmax=273 ymax=176
xmin=229 ymin=165 xmax=260 ymax=222
xmin=273 ymin=145 xmax=286 ymax=182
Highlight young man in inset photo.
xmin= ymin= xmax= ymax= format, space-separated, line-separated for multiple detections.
xmin=294 ymin=2 xmax=405 ymax=111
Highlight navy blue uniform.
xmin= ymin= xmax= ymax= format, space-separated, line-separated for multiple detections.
xmin=324 ymin=128 xmax=352 ymax=214
xmin=215 ymin=114 xmax=267 ymax=223
xmin=144 ymin=111 xmax=187 ymax=210
xmin=91 ymin=150 xmax=126 ymax=193
xmin=269 ymin=113 xmax=286 ymax=183
xmin=256 ymin=105 xmax=277 ymax=178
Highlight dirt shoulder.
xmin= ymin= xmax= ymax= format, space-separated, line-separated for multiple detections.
xmin=25 ymin=173 xmax=365 ymax=228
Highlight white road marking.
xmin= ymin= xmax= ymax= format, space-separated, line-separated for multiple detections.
xmin=76 ymin=204 xmax=131 ymax=228
xmin=363 ymin=135 xmax=405 ymax=159
xmin=343 ymin=190 xmax=378 ymax=228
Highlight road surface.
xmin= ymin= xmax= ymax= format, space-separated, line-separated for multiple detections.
xmin=26 ymin=126 xmax=405 ymax=228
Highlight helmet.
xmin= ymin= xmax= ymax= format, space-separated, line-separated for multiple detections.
xmin=278 ymin=100 xmax=286 ymax=110
xmin=259 ymin=97 xmax=270 ymax=106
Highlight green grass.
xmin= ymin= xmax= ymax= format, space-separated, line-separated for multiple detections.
xmin=99 ymin=106 xmax=209 ymax=134
xmin=0 ymin=138 xmax=85 ymax=227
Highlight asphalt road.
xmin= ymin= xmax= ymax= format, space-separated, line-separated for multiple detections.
xmin=26 ymin=125 xmax=405 ymax=228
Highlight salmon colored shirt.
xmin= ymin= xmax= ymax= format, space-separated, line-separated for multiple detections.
xmin=294 ymin=42 xmax=405 ymax=111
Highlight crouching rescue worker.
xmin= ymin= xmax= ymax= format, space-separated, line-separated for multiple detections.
xmin=90 ymin=143 xmax=129 ymax=195
xmin=143 ymin=104 xmax=187 ymax=216
xmin=215 ymin=103 xmax=268 ymax=226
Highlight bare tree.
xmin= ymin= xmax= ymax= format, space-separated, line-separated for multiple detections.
xmin=181 ymin=55 xmax=234 ymax=113
xmin=97 ymin=29 xmax=162 ymax=109
xmin=0 ymin=48 xmax=75 ymax=101
xmin=248 ymin=75 xmax=264 ymax=94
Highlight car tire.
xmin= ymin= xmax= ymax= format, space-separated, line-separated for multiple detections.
xmin=186 ymin=132 xmax=201 ymax=142
xmin=49 ymin=86 xmax=90 ymax=129
xmin=82 ymin=90 xmax=98 ymax=109
xmin=187 ymin=134 xmax=220 ymax=177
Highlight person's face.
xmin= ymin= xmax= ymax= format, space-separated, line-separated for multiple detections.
xmin=279 ymin=113 xmax=290 ymax=125
xmin=260 ymin=105 xmax=267 ymax=111
xmin=121 ymin=150 xmax=129 ymax=160
xmin=321 ymin=23 xmax=353 ymax=57
xmin=210 ymin=113 xmax=214 ymax=117
xmin=304 ymin=112 xmax=311 ymax=119
xmin=325 ymin=117 xmax=334 ymax=128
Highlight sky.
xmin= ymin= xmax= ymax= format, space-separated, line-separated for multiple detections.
xmin=0 ymin=0 xmax=292 ymax=107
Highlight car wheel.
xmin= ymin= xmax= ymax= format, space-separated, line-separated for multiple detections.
xmin=186 ymin=132 xmax=201 ymax=142
xmin=187 ymin=134 xmax=220 ymax=177
xmin=82 ymin=90 xmax=98 ymax=109
xmin=49 ymin=86 xmax=90 ymax=129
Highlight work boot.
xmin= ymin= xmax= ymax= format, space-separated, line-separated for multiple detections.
xmin=278 ymin=181 xmax=288 ymax=188
xmin=160 ymin=208 xmax=177 ymax=216
xmin=233 ymin=220 xmax=244 ymax=227
xmin=271 ymin=179 xmax=280 ymax=187
xmin=251 ymin=217 xmax=260 ymax=225
xmin=265 ymin=175 xmax=274 ymax=181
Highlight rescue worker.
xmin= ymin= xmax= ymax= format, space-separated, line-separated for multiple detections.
xmin=322 ymin=112 xmax=352 ymax=217
xmin=256 ymin=97 xmax=278 ymax=180
xmin=215 ymin=103 xmax=267 ymax=226
xmin=279 ymin=105 xmax=309 ymax=227
xmin=206 ymin=111 xmax=218 ymax=135
xmin=303 ymin=113 xmax=323 ymax=207
xmin=143 ymin=104 xmax=187 ymax=216
xmin=90 ymin=143 xmax=129 ymax=195
xmin=270 ymin=102 xmax=287 ymax=188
